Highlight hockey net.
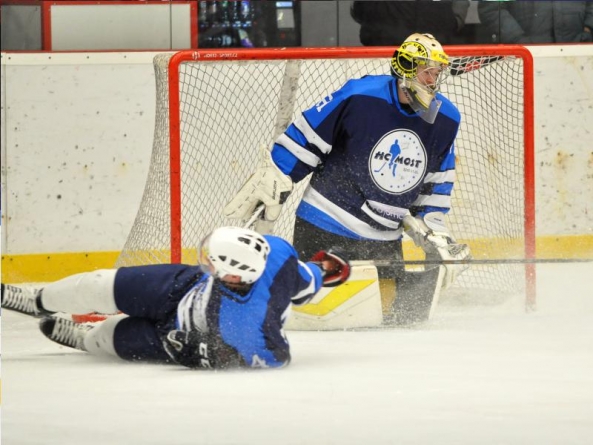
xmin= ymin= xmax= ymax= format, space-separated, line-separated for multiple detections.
xmin=116 ymin=47 xmax=535 ymax=308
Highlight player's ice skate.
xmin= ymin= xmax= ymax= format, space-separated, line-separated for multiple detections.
xmin=1 ymin=283 xmax=48 ymax=317
xmin=39 ymin=315 xmax=94 ymax=351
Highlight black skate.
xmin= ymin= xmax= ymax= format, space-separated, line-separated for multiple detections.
xmin=1 ymin=283 xmax=51 ymax=317
xmin=39 ymin=315 xmax=94 ymax=351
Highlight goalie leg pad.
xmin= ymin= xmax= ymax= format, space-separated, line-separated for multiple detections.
xmin=390 ymin=266 xmax=445 ymax=325
xmin=285 ymin=263 xmax=383 ymax=331
xmin=379 ymin=279 xmax=397 ymax=317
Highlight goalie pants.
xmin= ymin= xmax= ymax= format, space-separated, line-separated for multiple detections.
xmin=292 ymin=216 xmax=404 ymax=279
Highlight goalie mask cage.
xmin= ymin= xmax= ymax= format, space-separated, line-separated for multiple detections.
xmin=116 ymin=46 xmax=535 ymax=309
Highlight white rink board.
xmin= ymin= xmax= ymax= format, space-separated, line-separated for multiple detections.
xmin=1 ymin=47 xmax=592 ymax=255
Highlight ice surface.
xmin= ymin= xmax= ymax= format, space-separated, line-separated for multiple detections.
xmin=2 ymin=263 xmax=593 ymax=445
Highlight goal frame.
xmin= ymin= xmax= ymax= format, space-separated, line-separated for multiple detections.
xmin=163 ymin=46 xmax=536 ymax=309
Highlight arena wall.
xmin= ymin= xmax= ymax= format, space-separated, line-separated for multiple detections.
xmin=1 ymin=46 xmax=592 ymax=282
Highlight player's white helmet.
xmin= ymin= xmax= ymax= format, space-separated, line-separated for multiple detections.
xmin=198 ymin=226 xmax=270 ymax=284
xmin=390 ymin=33 xmax=450 ymax=123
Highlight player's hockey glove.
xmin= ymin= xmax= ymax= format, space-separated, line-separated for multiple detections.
xmin=163 ymin=330 xmax=246 ymax=370
xmin=223 ymin=145 xmax=293 ymax=234
xmin=403 ymin=212 xmax=471 ymax=289
xmin=310 ymin=249 xmax=351 ymax=287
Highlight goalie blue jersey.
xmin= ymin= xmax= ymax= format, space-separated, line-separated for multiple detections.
xmin=175 ymin=235 xmax=323 ymax=368
xmin=271 ymin=75 xmax=461 ymax=241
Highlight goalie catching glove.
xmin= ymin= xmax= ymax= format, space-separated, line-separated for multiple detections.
xmin=403 ymin=212 xmax=471 ymax=289
xmin=310 ymin=249 xmax=351 ymax=287
xmin=223 ymin=145 xmax=293 ymax=233
xmin=163 ymin=330 xmax=246 ymax=369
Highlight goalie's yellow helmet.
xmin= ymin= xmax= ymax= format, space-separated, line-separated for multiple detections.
xmin=390 ymin=33 xmax=450 ymax=122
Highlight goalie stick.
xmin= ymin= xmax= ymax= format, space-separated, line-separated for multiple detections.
xmin=361 ymin=258 xmax=593 ymax=267
xmin=243 ymin=204 xmax=265 ymax=229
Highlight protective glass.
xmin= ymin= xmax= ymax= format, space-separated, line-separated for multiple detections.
xmin=415 ymin=59 xmax=450 ymax=92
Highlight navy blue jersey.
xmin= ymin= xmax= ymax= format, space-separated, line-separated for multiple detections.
xmin=175 ymin=235 xmax=323 ymax=368
xmin=271 ymin=75 xmax=461 ymax=241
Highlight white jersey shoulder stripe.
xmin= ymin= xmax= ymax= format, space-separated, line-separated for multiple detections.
xmin=290 ymin=261 xmax=318 ymax=305
xmin=411 ymin=193 xmax=452 ymax=209
xmin=276 ymin=133 xmax=320 ymax=168
xmin=424 ymin=170 xmax=456 ymax=184
xmin=293 ymin=113 xmax=332 ymax=154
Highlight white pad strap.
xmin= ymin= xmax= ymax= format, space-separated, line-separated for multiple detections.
xmin=84 ymin=314 xmax=127 ymax=358
xmin=41 ymin=269 xmax=118 ymax=315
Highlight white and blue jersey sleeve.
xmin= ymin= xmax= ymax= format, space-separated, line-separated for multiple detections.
xmin=180 ymin=235 xmax=323 ymax=369
xmin=271 ymin=75 xmax=461 ymax=241
xmin=215 ymin=235 xmax=322 ymax=368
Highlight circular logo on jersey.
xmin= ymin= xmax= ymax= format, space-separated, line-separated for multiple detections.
xmin=368 ymin=129 xmax=427 ymax=195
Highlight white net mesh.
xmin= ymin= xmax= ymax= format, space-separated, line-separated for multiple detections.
xmin=116 ymin=49 xmax=532 ymax=297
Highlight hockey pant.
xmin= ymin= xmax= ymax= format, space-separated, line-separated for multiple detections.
xmin=40 ymin=264 xmax=201 ymax=362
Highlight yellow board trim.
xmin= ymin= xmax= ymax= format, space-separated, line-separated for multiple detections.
xmin=403 ymin=234 xmax=593 ymax=261
xmin=292 ymin=280 xmax=376 ymax=317
xmin=2 ymin=235 xmax=592 ymax=284
xmin=1 ymin=251 xmax=120 ymax=283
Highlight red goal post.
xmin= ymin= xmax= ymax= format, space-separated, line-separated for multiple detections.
xmin=117 ymin=46 xmax=535 ymax=308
